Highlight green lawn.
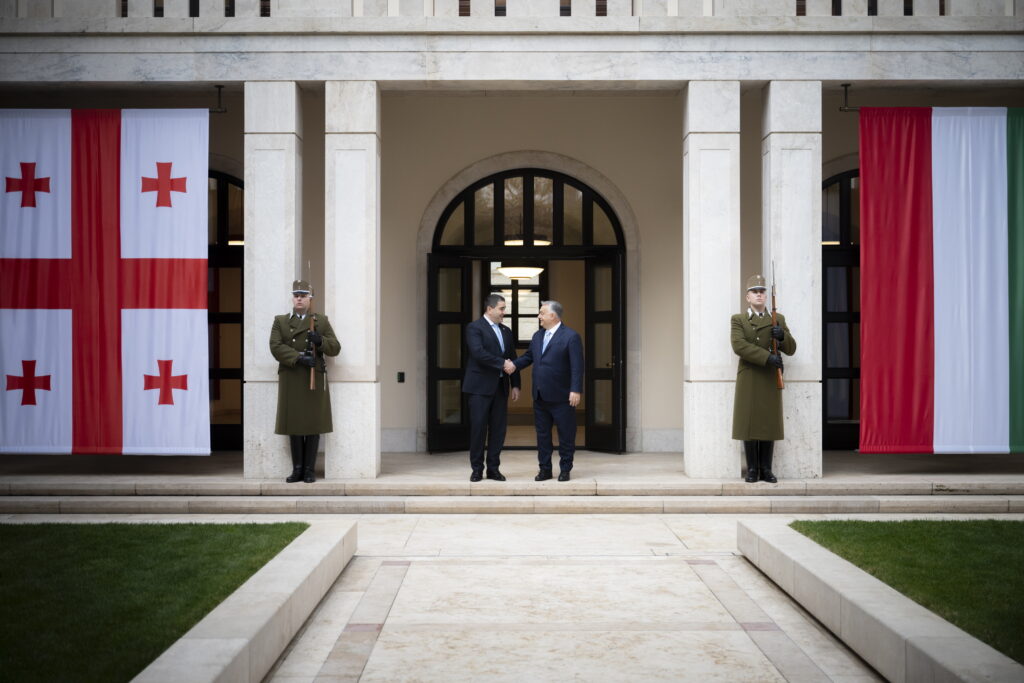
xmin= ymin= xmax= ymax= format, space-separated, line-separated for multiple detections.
xmin=790 ymin=520 xmax=1024 ymax=664
xmin=0 ymin=522 xmax=308 ymax=682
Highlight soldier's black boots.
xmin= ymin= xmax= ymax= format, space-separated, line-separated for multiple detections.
xmin=303 ymin=434 xmax=319 ymax=483
xmin=286 ymin=435 xmax=304 ymax=483
xmin=743 ymin=441 xmax=759 ymax=483
xmin=759 ymin=441 xmax=778 ymax=483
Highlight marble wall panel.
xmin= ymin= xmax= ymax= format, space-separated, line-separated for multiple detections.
xmin=364 ymin=0 xmax=389 ymax=16
xmin=914 ymin=0 xmax=941 ymax=14
xmin=18 ymin=0 xmax=51 ymax=16
xmin=275 ymin=0 xmax=354 ymax=16
xmin=573 ymin=0 xmax=596 ymax=15
xmin=125 ymin=0 xmax=150 ymax=16
xmin=683 ymin=81 xmax=740 ymax=134
xmin=641 ymin=0 xmax=669 ymax=16
xmin=713 ymin=0 xmax=792 ymax=15
xmin=470 ymin=0 xmax=492 ymax=15
xmin=949 ymin=0 xmax=1009 ymax=14
xmin=327 ymin=382 xmax=381 ymax=478
xmin=163 ymin=0 xmax=190 ymax=17
xmin=507 ymin=0 xmax=560 ymax=16
xmin=804 ymin=0 xmax=832 ymax=14
xmin=677 ymin=0 xmax=702 ymax=14
xmin=877 ymin=0 xmax=905 ymax=14
xmin=234 ymin=0 xmax=261 ymax=15
xmin=683 ymin=381 xmax=739 ymax=478
xmin=398 ymin=0 xmax=426 ymax=15
xmin=0 ymin=0 xmax=15 ymax=18
xmin=605 ymin=0 xmax=631 ymax=15
xmin=244 ymin=381 xmax=291 ymax=478
xmin=842 ymin=0 xmax=868 ymax=14
xmin=434 ymin=0 xmax=459 ymax=14
xmin=56 ymin=0 xmax=115 ymax=17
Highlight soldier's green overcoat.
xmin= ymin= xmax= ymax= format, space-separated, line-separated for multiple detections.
xmin=270 ymin=313 xmax=341 ymax=435
xmin=731 ymin=311 xmax=797 ymax=441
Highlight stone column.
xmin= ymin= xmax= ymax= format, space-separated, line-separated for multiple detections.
xmin=762 ymin=80 xmax=822 ymax=478
xmin=682 ymin=81 xmax=742 ymax=478
xmin=324 ymin=82 xmax=381 ymax=479
xmin=243 ymin=82 xmax=303 ymax=479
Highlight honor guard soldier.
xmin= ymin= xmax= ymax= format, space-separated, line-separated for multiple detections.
xmin=269 ymin=280 xmax=340 ymax=483
xmin=730 ymin=274 xmax=797 ymax=483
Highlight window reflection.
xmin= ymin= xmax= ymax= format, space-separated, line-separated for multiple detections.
xmin=503 ymin=177 xmax=524 ymax=245
xmin=533 ymin=177 xmax=553 ymax=246
xmin=474 ymin=185 xmax=494 ymax=246
xmin=564 ymin=184 xmax=583 ymax=246
xmin=593 ymin=202 xmax=616 ymax=245
xmin=441 ymin=203 xmax=465 ymax=246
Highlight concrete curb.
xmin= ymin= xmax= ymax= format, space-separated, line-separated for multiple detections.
xmin=2 ymin=494 xmax=1022 ymax=515
xmin=3 ymin=477 xmax=1024 ymax=497
xmin=133 ymin=520 xmax=357 ymax=683
xmin=737 ymin=519 xmax=1024 ymax=683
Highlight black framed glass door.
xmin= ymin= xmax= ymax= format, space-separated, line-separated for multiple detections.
xmin=584 ymin=253 xmax=625 ymax=452
xmin=426 ymin=253 xmax=473 ymax=451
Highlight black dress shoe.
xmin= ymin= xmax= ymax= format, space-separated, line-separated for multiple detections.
xmin=303 ymin=468 xmax=316 ymax=484
xmin=486 ymin=470 xmax=506 ymax=481
xmin=470 ymin=471 xmax=483 ymax=482
xmin=535 ymin=470 xmax=552 ymax=481
xmin=285 ymin=467 xmax=304 ymax=483
xmin=558 ymin=471 xmax=570 ymax=482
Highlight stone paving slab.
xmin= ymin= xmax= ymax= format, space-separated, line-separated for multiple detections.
xmin=738 ymin=519 xmax=1024 ymax=683
xmin=135 ymin=520 xmax=357 ymax=683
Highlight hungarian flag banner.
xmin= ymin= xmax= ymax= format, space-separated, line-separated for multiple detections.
xmin=860 ymin=107 xmax=1023 ymax=454
xmin=1 ymin=109 xmax=210 ymax=455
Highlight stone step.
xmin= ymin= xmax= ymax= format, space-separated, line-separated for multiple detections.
xmin=1 ymin=478 xmax=1023 ymax=497
xmin=2 ymin=494 xmax=1022 ymax=515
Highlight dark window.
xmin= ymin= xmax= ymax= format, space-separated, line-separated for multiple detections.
xmin=154 ymin=0 xmax=164 ymax=17
xmin=832 ymin=0 xmax=841 ymax=14
xmin=260 ymin=0 xmax=271 ymax=16
xmin=120 ymin=0 xmax=128 ymax=16
xmin=434 ymin=169 xmax=625 ymax=252
xmin=904 ymin=0 xmax=912 ymax=14
xmin=596 ymin=0 xmax=606 ymax=14
xmin=190 ymin=0 xmax=199 ymax=16
xmin=560 ymin=0 xmax=571 ymax=15
xmin=796 ymin=0 xmax=806 ymax=15
xmin=226 ymin=0 xmax=235 ymax=16
xmin=867 ymin=0 xmax=877 ymax=14
xmin=496 ymin=0 xmax=506 ymax=14
xmin=459 ymin=0 xmax=470 ymax=14
xmin=939 ymin=0 xmax=945 ymax=14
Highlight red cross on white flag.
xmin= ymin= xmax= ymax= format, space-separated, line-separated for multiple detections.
xmin=1 ymin=109 xmax=209 ymax=456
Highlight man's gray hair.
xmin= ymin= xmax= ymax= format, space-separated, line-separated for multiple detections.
xmin=542 ymin=300 xmax=563 ymax=319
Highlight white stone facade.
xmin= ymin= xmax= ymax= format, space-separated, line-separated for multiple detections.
xmin=1 ymin=2 xmax=1021 ymax=478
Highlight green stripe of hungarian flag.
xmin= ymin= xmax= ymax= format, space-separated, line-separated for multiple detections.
xmin=860 ymin=107 xmax=1024 ymax=454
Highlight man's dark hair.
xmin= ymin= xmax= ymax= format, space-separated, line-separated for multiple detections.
xmin=485 ymin=290 xmax=505 ymax=309
xmin=484 ymin=293 xmax=506 ymax=310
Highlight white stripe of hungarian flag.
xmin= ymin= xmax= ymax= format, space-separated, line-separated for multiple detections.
xmin=860 ymin=107 xmax=1024 ymax=454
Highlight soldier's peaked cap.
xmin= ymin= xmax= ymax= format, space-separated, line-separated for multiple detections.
xmin=292 ymin=280 xmax=314 ymax=296
xmin=745 ymin=274 xmax=767 ymax=291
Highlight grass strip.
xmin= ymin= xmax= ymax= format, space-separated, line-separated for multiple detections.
xmin=790 ymin=520 xmax=1024 ymax=664
xmin=0 ymin=522 xmax=308 ymax=682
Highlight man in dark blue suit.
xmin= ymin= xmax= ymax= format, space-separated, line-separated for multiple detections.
xmin=463 ymin=293 xmax=521 ymax=482
xmin=506 ymin=300 xmax=583 ymax=481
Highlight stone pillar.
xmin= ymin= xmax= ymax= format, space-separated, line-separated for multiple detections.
xmin=682 ymin=81 xmax=742 ymax=479
xmin=762 ymin=80 xmax=822 ymax=478
xmin=324 ymin=82 xmax=382 ymax=479
xmin=243 ymin=82 xmax=304 ymax=479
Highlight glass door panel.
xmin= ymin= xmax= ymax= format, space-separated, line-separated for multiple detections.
xmin=427 ymin=254 xmax=473 ymax=451
xmin=585 ymin=254 xmax=625 ymax=452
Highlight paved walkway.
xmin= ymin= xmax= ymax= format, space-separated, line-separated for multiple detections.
xmin=7 ymin=511 xmax=1022 ymax=680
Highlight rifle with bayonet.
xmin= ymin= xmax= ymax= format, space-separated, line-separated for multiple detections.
xmin=771 ymin=261 xmax=784 ymax=390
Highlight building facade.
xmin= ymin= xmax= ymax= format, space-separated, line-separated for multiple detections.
xmin=1 ymin=0 xmax=1022 ymax=478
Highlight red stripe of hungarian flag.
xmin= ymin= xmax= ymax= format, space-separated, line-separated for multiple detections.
xmin=860 ymin=107 xmax=1024 ymax=454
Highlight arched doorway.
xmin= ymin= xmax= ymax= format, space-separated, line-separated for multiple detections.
xmin=426 ymin=168 xmax=626 ymax=453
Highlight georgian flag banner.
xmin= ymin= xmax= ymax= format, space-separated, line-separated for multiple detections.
xmin=859 ymin=107 xmax=1023 ymax=454
xmin=1 ymin=109 xmax=210 ymax=455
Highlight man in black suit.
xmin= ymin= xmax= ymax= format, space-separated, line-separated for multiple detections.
xmin=506 ymin=300 xmax=583 ymax=482
xmin=463 ymin=293 xmax=521 ymax=482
